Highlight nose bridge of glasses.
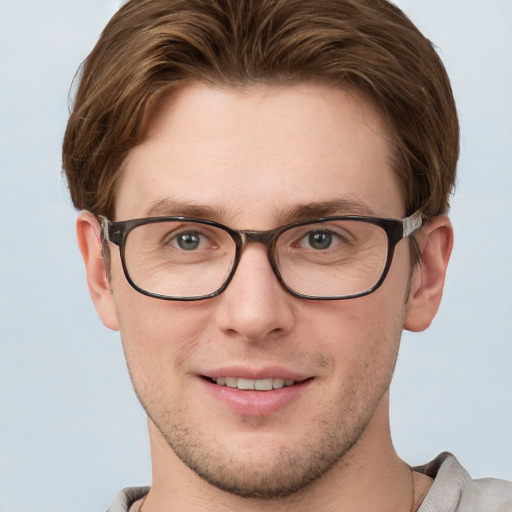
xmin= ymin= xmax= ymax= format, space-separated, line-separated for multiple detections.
xmin=228 ymin=229 xmax=283 ymax=293
xmin=239 ymin=229 xmax=277 ymax=249
xmin=235 ymin=229 xmax=280 ymax=276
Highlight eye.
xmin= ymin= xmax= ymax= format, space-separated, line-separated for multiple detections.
xmin=299 ymin=229 xmax=343 ymax=250
xmin=167 ymin=230 xmax=213 ymax=251
xmin=174 ymin=231 xmax=202 ymax=250
xmin=306 ymin=231 xmax=334 ymax=250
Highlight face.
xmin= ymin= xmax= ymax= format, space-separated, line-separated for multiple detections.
xmin=97 ymin=83 xmax=415 ymax=497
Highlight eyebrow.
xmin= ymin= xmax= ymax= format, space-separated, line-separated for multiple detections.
xmin=143 ymin=197 xmax=377 ymax=224
xmin=277 ymin=199 xmax=376 ymax=223
xmin=144 ymin=199 xmax=224 ymax=219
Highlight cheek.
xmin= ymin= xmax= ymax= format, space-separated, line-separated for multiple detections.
xmin=306 ymin=279 xmax=407 ymax=382
xmin=113 ymin=285 xmax=214 ymax=382
xmin=330 ymin=306 xmax=403 ymax=425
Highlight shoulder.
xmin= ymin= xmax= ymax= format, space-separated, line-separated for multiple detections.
xmin=416 ymin=452 xmax=512 ymax=512
xmin=463 ymin=478 xmax=512 ymax=511
xmin=105 ymin=486 xmax=150 ymax=512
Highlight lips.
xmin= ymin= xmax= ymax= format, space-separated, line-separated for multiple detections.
xmin=200 ymin=370 xmax=313 ymax=416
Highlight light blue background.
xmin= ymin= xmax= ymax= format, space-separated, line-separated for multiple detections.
xmin=0 ymin=1 xmax=510 ymax=510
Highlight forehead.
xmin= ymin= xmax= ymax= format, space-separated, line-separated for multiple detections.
xmin=117 ymin=82 xmax=403 ymax=225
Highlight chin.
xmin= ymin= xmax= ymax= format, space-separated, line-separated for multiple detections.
xmin=151 ymin=408 xmax=366 ymax=499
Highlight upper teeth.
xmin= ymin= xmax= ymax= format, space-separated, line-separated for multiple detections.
xmin=213 ymin=377 xmax=295 ymax=391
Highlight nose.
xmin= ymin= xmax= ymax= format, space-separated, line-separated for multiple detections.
xmin=215 ymin=244 xmax=295 ymax=342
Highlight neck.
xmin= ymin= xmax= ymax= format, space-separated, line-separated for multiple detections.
xmin=142 ymin=396 xmax=422 ymax=512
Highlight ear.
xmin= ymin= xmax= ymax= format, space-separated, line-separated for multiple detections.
xmin=76 ymin=211 xmax=119 ymax=331
xmin=404 ymin=215 xmax=453 ymax=332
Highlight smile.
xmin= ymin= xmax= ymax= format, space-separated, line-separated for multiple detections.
xmin=207 ymin=376 xmax=297 ymax=391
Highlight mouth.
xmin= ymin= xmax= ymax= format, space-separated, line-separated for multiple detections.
xmin=200 ymin=373 xmax=314 ymax=415
xmin=202 ymin=376 xmax=308 ymax=391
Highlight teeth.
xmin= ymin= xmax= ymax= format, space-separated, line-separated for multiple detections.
xmin=238 ymin=378 xmax=255 ymax=390
xmin=212 ymin=377 xmax=296 ymax=391
xmin=255 ymin=378 xmax=273 ymax=391
xmin=225 ymin=377 xmax=238 ymax=388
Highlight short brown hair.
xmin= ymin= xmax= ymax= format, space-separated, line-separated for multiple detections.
xmin=63 ymin=0 xmax=459 ymax=222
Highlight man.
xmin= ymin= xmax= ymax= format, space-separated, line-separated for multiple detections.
xmin=62 ymin=0 xmax=512 ymax=510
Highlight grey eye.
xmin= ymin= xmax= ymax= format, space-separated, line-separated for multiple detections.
xmin=176 ymin=232 xmax=201 ymax=250
xmin=308 ymin=231 xmax=333 ymax=250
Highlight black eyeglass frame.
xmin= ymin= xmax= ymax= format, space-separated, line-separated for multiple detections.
xmin=100 ymin=211 xmax=423 ymax=302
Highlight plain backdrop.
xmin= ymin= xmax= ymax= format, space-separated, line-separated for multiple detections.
xmin=0 ymin=1 xmax=511 ymax=511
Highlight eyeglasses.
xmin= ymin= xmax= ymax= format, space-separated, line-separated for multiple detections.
xmin=100 ymin=211 xmax=423 ymax=301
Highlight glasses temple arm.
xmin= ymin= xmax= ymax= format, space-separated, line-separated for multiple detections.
xmin=402 ymin=210 xmax=424 ymax=238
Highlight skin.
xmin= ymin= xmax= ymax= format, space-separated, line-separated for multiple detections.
xmin=77 ymin=82 xmax=452 ymax=511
